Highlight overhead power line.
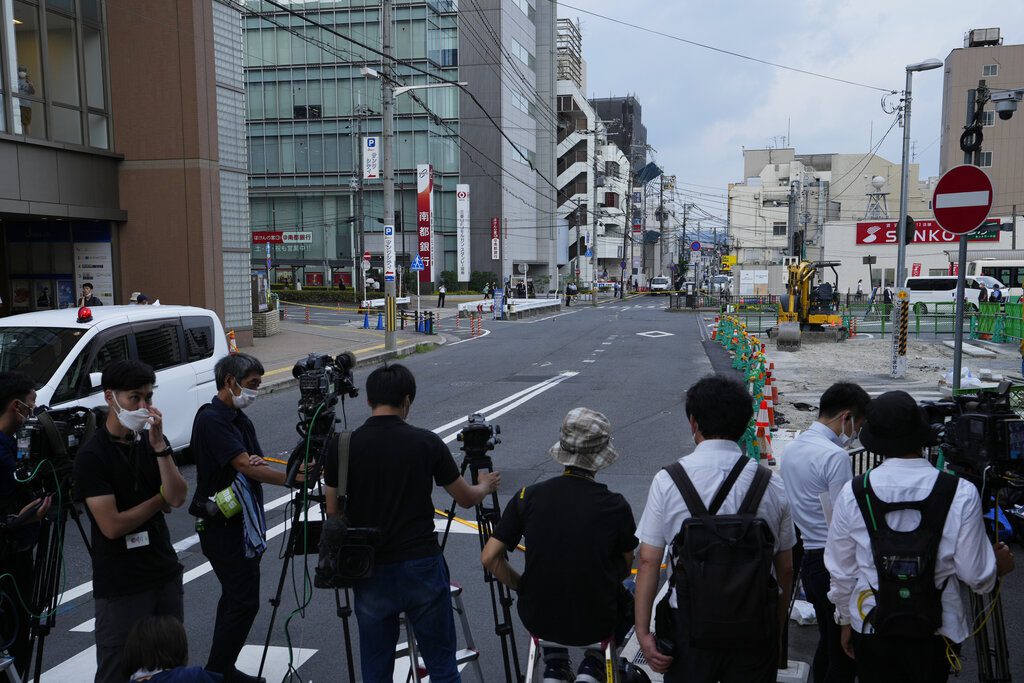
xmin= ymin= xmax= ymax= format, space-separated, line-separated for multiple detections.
xmin=553 ymin=0 xmax=897 ymax=93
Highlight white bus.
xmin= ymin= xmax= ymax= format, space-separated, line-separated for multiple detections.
xmin=966 ymin=259 xmax=1024 ymax=298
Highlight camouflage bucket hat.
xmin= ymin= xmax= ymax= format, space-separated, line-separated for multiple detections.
xmin=549 ymin=407 xmax=618 ymax=472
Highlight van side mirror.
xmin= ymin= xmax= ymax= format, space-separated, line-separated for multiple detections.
xmin=89 ymin=372 xmax=103 ymax=389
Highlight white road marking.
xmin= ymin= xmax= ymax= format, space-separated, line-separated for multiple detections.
xmin=636 ymin=330 xmax=675 ymax=338
xmin=594 ymin=349 xmax=605 ymax=353
xmin=432 ymin=373 xmax=574 ymax=434
xmin=582 ymin=360 xmax=596 ymax=363
xmin=446 ymin=328 xmax=491 ymax=345
xmin=602 ymin=342 xmax=612 ymax=345
xmin=523 ymin=310 xmax=578 ymax=324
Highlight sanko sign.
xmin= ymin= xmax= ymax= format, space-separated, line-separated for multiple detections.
xmin=855 ymin=220 xmax=999 ymax=245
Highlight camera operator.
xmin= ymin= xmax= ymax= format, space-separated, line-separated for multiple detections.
xmin=191 ymin=353 xmax=293 ymax=683
xmin=323 ymin=363 xmax=500 ymax=683
xmin=73 ymin=360 xmax=189 ymax=683
xmin=0 ymin=371 xmax=52 ymax=675
xmin=825 ymin=391 xmax=1015 ymax=683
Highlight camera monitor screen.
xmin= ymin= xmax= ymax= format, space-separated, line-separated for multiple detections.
xmin=1005 ymin=419 xmax=1024 ymax=461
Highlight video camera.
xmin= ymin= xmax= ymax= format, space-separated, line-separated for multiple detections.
xmin=457 ymin=413 xmax=501 ymax=461
xmin=292 ymin=351 xmax=359 ymax=416
xmin=314 ymin=516 xmax=379 ymax=589
xmin=921 ymin=380 xmax=1024 ymax=481
xmin=13 ymin=406 xmax=96 ymax=498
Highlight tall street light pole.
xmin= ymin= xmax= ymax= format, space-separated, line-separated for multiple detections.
xmin=891 ymin=57 xmax=942 ymax=378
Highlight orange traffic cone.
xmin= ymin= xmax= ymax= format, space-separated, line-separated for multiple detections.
xmin=227 ymin=329 xmax=238 ymax=355
xmin=712 ymin=317 xmax=719 ymax=340
xmin=764 ymin=390 xmax=776 ymax=428
xmin=757 ymin=399 xmax=770 ymax=432
xmin=760 ymin=429 xmax=776 ymax=465
xmin=770 ymin=374 xmax=779 ymax=405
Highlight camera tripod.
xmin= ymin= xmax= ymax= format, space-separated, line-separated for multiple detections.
xmin=439 ymin=450 xmax=522 ymax=683
xmin=257 ymin=483 xmax=357 ymax=683
xmin=26 ymin=484 xmax=91 ymax=683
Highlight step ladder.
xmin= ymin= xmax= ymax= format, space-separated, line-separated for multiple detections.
xmin=396 ymin=583 xmax=483 ymax=682
xmin=525 ymin=636 xmax=619 ymax=683
xmin=0 ymin=656 xmax=22 ymax=683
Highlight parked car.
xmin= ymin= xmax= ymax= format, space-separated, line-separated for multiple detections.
xmin=649 ymin=276 xmax=672 ymax=295
xmin=903 ymin=275 xmax=1004 ymax=313
xmin=0 ymin=305 xmax=228 ymax=452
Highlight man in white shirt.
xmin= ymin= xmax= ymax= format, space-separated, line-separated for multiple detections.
xmin=825 ymin=391 xmax=1014 ymax=683
xmin=780 ymin=382 xmax=869 ymax=683
xmin=634 ymin=375 xmax=796 ymax=682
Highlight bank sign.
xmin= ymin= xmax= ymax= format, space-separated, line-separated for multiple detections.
xmin=855 ymin=220 xmax=999 ymax=245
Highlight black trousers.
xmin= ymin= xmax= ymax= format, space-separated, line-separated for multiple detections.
xmin=801 ymin=551 xmax=856 ymax=683
xmin=437 ymin=293 xmax=445 ymax=307
xmin=853 ymin=632 xmax=950 ymax=683
xmin=0 ymin=548 xmax=34 ymax=677
xmin=665 ymin=618 xmax=777 ymax=683
xmin=200 ymin=520 xmax=262 ymax=679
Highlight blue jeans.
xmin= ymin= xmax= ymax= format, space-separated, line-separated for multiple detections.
xmin=353 ymin=553 xmax=459 ymax=683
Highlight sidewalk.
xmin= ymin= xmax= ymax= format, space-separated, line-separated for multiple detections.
xmin=249 ymin=319 xmax=446 ymax=393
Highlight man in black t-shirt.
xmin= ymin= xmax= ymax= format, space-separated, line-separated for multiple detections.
xmin=323 ymin=363 xmax=500 ymax=683
xmin=191 ymin=353 xmax=293 ymax=683
xmin=482 ymin=407 xmax=637 ymax=683
xmin=73 ymin=360 xmax=189 ymax=683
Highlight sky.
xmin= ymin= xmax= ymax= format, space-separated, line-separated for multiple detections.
xmin=566 ymin=0 xmax=1024 ymax=220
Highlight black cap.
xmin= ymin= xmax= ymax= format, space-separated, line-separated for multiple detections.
xmin=859 ymin=391 xmax=934 ymax=457
xmin=135 ymin=293 xmax=149 ymax=303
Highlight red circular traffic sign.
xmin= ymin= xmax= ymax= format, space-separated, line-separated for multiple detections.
xmin=932 ymin=165 xmax=993 ymax=235
xmin=363 ymin=250 xmax=371 ymax=261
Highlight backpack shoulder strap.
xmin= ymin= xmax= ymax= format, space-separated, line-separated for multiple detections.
xmin=709 ymin=455 xmax=751 ymax=514
xmin=664 ymin=462 xmax=708 ymax=518
xmin=335 ymin=430 xmax=353 ymax=499
xmin=737 ymin=460 xmax=771 ymax=515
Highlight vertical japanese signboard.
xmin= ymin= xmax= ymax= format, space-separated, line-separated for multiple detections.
xmin=456 ymin=184 xmax=471 ymax=282
xmin=416 ymin=164 xmax=434 ymax=283
xmin=491 ymin=217 xmax=501 ymax=260
xmin=363 ymin=137 xmax=380 ymax=179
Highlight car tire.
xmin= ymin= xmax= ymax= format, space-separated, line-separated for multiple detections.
xmin=913 ymin=303 xmax=927 ymax=314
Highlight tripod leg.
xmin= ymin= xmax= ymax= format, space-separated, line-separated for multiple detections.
xmin=439 ymin=460 xmax=471 ymax=553
xmin=257 ymin=502 xmax=304 ymax=679
xmin=334 ymin=589 xmax=357 ymax=683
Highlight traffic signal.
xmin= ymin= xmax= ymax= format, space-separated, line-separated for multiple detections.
xmin=904 ymin=215 xmax=915 ymax=244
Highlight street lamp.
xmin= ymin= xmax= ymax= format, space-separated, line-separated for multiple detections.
xmin=891 ymin=57 xmax=942 ymax=379
xmin=360 ymin=63 xmax=467 ymax=350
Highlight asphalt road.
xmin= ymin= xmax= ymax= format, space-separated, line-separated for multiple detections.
xmin=32 ymin=297 xmax=1024 ymax=682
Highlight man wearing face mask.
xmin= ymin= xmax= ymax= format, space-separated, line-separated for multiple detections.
xmin=779 ymin=382 xmax=870 ymax=683
xmin=73 ymin=360 xmax=189 ymax=683
xmin=191 ymin=353 xmax=291 ymax=683
xmin=0 ymin=371 xmax=53 ymax=676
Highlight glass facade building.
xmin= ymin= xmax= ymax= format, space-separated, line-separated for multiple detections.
xmin=244 ymin=0 xmax=460 ymax=288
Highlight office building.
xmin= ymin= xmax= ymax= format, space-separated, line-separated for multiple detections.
xmin=590 ymin=95 xmax=646 ymax=173
xmin=1 ymin=0 xmax=252 ymax=342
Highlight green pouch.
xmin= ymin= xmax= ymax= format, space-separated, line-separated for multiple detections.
xmin=214 ymin=485 xmax=242 ymax=519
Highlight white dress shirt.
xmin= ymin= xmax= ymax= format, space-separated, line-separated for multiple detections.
xmin=779 ymin=421 xmax=852 ymax=550
xmin=637 ymin=439 xmax=797 ymax=607
xmin=824 ymin=457 xmax=997 ymax=643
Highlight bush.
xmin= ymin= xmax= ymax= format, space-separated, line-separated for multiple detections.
xmin=469 ymin=270 xmax=498 ymax=293
xmin=276 ymin=289 xmax=358 ymax=304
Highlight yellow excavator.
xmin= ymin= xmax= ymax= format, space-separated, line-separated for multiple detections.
xmin=775 ymin=260 xmax=848 ymax=351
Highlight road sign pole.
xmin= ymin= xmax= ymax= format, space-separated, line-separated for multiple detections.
xmin=952 ymin=236 xmax=969 ymax=391
xmin=381 ymin=0 xmax=397 ymax=351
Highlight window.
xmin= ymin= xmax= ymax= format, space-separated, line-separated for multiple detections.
xmin=772 ymin=221 xmax=787 ymax=236
xmin=980 ymin=151 xmax=993 ymax=167
xmin=183 ymin=316 xmax=216 ymax=362
xmin=982 ymin=110 xmax=995 ymax=127
xmin=134 ymin=323 xmax=184 ymax=371
xmin=509 ymin=89 xmax=533 ymax=117
xmin=983 ymin=64 xmax=999 ymax=77
xmin=92 ymin=334 xmax=130 ymax=373
xmin=605 ymin=161 xmax=620 ymax=177
xmin=510 ymin=39 xmax=535 ymax=70
xmin=53 ymin=334 xmax=128 ymax=404
xmin=603 ymin=192 xmax=619 ymax=208
xmin=928 ymin=269 xmax=948 ymax=276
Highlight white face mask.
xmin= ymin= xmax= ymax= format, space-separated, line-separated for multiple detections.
xmin=113 ymin=396 xmax=151 ymax=433
xmin=231 ymin=384 xmax=259 ymax=410
xmin=837 ymin=414 xmax=860 ymax=448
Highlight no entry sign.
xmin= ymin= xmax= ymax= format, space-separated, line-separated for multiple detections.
xmin=932 ymin=165 xmax=993 ymax=236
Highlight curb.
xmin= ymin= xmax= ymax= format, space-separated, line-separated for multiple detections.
xmin=260 ymin=335 xmax=449 ymax=396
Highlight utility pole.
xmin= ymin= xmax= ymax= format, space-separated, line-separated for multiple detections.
xmin=355 ymin=110 xmax=367 ymax=308
xmin=787 ymin=180 xmax=799 ymax=257
xmin=658 ymin=177 xmax=665 ymax=277
xmin=1013 ymin=204 xmax=1018 ymax=250
xmin=621 ymin=175 xmax=632 ymax=299
xmin=681 ymin=203 xmax=689 ymax=283
xmin=380 ymin=0 xmax=397 ymax=350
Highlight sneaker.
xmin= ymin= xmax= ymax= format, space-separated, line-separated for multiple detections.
xmin=575 ymin=652 xmax=606 ymax=683
xmin=542 ymin=657 xmax=575 ymax=683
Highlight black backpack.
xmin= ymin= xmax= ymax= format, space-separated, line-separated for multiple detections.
xmin=851 ymin=469 xmax=957 ymax=638
xmin=665 ymin=456 xmax=778 ymax=649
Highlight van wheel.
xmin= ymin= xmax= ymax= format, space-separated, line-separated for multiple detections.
xmin=913 ymin=303 xmax=927 ymax=314
xmin=968 ymin=303 xmax=979 ymax=313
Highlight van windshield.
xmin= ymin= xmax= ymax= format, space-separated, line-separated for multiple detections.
xmin=0 ymin=327 xmax=85 ymax=384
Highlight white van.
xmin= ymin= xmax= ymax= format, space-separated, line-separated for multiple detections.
xmin=649 ymin=276 xmax=671 ymax=294
xmin=903 ymin=275 xmax=1004 ymax=313
xmin=0 ymin=306 xmax=228 ymax=451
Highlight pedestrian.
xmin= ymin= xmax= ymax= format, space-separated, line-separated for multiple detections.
xmin=634 ymin=375 xmax=795 ymax=681
xmin=990 ymin=284 xmax=1004 ymax=303
xmin=882 ymin=287 xmax=893 ymax=307
xmin=78 ymin=281 xmax=103 ymax=307
xmin=979 ymin=284 xmax=989 ymax=303
xmin=122 ymin=616 xmax=222 ymax=682
xmin=481 ymin=408 xmax=637 ymax=682
xmin=482 ymin=283 xmax=491 ymax=300
xmin=191 ymin=353 xmax=295 ymax=683
xmin=780 ymin=383 xmax=870 ymax=683
xmin=436 ymin=282 xmax=446 ymax=308
xmin=0 ymin=372 xmax=53 ymax=677
xmin=855 ymin=280 xmax=863 ymax=302
xmin=613 ymin=281 xmax=620 ymax=297
xmin=826 ymin=391 xmax=1016 ymax=683
xmin=73 ymin=360 xmax=189 ymax=683
xmin=323 ymin=364 xmax=500 ymax=682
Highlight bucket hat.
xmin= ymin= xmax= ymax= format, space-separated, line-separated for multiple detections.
xmin=549 ymin=407 xmax=618 ymax=472
xmin=859 ymin=390 xmax=934 ymax=458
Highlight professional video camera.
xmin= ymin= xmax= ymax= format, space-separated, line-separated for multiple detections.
xmin=921 ymin=380 xmax=1024 ymax=481
xmin=457 ymin=413 xmax=501 ymax=460
xmin=314 ymin=515 xmax=379 ymax=589
xmin=13 ymin=406 xmax=96 ymax=496
xmin=293 ymin=351 xmax=358 ymax=414
xmin=287 ymin=352 xmax=359 ymax=486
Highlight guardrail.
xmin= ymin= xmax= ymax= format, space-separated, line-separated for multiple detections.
xmin=361 ymin=296 xmax=411 ymax=308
